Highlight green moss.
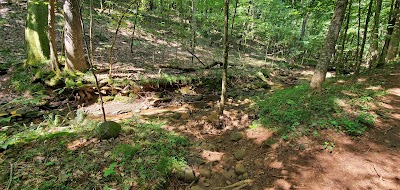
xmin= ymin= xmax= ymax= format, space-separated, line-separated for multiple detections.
xmin=97 ymin=121 xmax=122 ymax=139
xmin=26 ymin=0 xmax=49 ymax=65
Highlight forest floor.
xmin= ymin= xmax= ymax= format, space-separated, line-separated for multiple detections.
xmin=1 ymin=1 xmax=400 ymax=190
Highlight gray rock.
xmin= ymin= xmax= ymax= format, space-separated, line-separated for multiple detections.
xmin=96 ymin=121 xmax=122 ymax=139
xmin=234 ymin=163 xmax=247 ymax=175
xmin=230 ymin=132 xmax=243 ymax=141
xmin=234 ymin=149 xmax=246 ymax=160
xmin=176 ymin=166 xmax=196 ymax=182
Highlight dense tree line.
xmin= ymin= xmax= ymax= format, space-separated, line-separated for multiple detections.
xmin=25 ymin=0 xmax=400 ymax=101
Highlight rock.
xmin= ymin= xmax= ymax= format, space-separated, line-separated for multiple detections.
xmin=221 ymin=169 xmax=233 ymax=179
xmin=234 ymin=149 xmax=246 ymax=160
xmin=243 ymin=172 xmax=249 ymax=179
xmin=175 ymin=166 xmax=196 ymax=182
xmin=199 ymin=168 xmax=211 ymax=178
xmin=230 ymin=132 xmax=243 ymax=141
xmin=234 ymin=163 xmax=247 ymax=175
xmin=96 ymin=121 xmax=122 ymax=139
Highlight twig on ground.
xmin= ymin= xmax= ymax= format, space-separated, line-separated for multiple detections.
xmin=185 ymin=177 xmax=199 ymax=190
xmin=373 ymin=164 xmax=384 ymax=181
xmin=6 ymin=162 xmax=13 ymax=190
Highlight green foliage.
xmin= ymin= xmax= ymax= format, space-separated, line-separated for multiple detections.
xmin=258 ymin=80 xmax=381 ymax=139
xmin=104 ymin=162 xmax=118 ymax=177
xmin=110 ymin=121 xmax=189 ymax=188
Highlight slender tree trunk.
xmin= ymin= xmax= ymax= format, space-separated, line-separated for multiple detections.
xmin=299 ymin=0 xmax=315 ymax=41
xmin=310 ymin=0 xmax=348 ymax=91
xmin=368 ymin=0 xmax=382 ymax=68
xmin=191 ymin=0 xmax=197 ymax=64
xmin=387 ymin=16 xmax=400 ymax=61
xmin=26 ymin=0 xmax=49 ymax=65
xmin=49 ymin=0 xmax=60 ymax=71
xmin=355 ymin=0 xmax=373 ymax=74
xmin=64 ymin=0 xmax=88 ymax=72
xmin=338 ymin=0 xmax=353 ymax=74
xmin=230 ymin=0 xmax=239 ymax=37
xmin=377 ymin=0 xmax=399 ymax=68
xmin=219 ymin=0 xmax=229 ymax=115
xmin=130 ymin=2 xmax=140 ymax=53
xmin=355 ymin=0 xmax=361 ymax=74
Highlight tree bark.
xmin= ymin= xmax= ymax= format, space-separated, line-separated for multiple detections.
xmin=64 ymin=0 xmax=88 ymax=72
xmin=377 ymin=0 xmax=399 ymax=68
xmin=355 ymin=0 xmax=373 ymax=74
xmin=310 ymin=0 xmax=348 ymax=91
xmin=337 ymin=0 xmax=353 ymax=74
xmin=368 ymin=0 xmax=382 ymax=68
xmin=299 ymin=0 xmax=315 ymax=41
xmin=49 ymin=0 xmax=60 ymax=71
xmin=219 ymin=0 xmax=229 ymax=115
xmin=387 ymin=15 xmax=400 ymax=61
xmin=191 ymin=0 xmax=197 ymax=64
xmin=26 ymin=0 xmax=49 ymax=65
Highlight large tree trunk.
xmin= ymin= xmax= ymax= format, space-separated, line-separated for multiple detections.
xmin=26 ymin=0 xmax=49 ymax=65
xmin=64 ymin=0 xmax=88 ymax=72
xmin=219 ymin=0 xmax=229 ymax=115
xmin=377 ymin=0 xmax=399 ymax=68
xmin=386 ymin=16 xmax=400 ymax=61
xmin=368 ymin=0 xmax=382 ymax=68
xmin=49 ymin=0 xmax=60 ymax=71
xmin=310 ymin=0 xmax=348 ymax=91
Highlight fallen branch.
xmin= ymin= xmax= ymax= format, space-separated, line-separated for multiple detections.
xmin=156 ymin=64 xmax=196 ymax=72
xmin=204 ymin=61 xmax=223 ymax=69
xmin=186 ymin=48 xmax=205 ymax=66
xmin=6 ymin=163 xmax=13 ymax=190
xmin=213 ymin=179 xmax=253 ymax=190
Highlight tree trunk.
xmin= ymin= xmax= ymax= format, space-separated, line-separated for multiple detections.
xmin=26 ymin=0 xmax=49 ymax=65
xmin=377 ymin=0 xmax=399 ymax=68
xmin=368 ymin=0 xmax=382 ymax=68
xmin=49 ymin=0 xmax=60 ymax=71
xmin=191 ymin=0 xmax=197 ymax=64
xmin=337 ymin=0 xmax=353 ymax=74
xmin=355 ymin=0 xmax=373 ymax=74
xmin=64 ymin=0 xmax=88 ymax=72
xmin=355 ymin=0 xmax=361 ymax=74
xmin=387 ymin=16 xmax=400 ymax=61
xmin=299 ymin=0 xmax=315 ymax=41
xmin=310 ymin=0 xmax=348 ymax=91
xmin=219 ymin=0 xmax=229 ymax=115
